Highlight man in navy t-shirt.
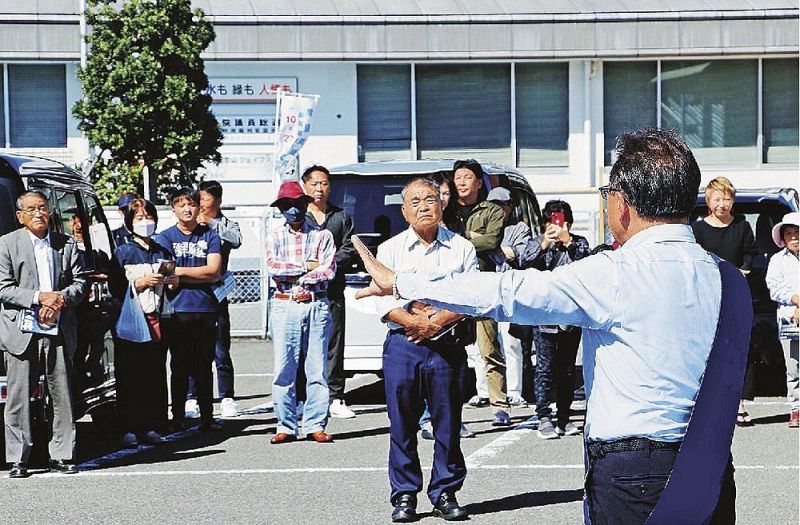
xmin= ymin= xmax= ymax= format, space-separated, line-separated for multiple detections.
xmin=156 ymin=187 xmax=222 ymax=431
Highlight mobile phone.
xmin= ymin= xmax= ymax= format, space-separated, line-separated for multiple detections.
xmin=157 ymin=259 xmax=176 ymax=276
xmin=550 ymin=211 xmax=566 ymax=228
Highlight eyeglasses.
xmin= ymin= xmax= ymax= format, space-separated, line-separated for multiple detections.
xmin=20 ymin=206 xmax=50 ymax=216
xmin=599 ymin=185 xmax=621 ymax=200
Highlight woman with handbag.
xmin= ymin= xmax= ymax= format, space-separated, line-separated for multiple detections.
xmin=113 ymin=198 xmax=178 ymax=447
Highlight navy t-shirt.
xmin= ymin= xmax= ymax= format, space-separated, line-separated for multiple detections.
xmin=155 ymin=224 xmax=221 ymax=313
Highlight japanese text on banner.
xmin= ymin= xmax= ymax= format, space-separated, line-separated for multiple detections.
xmin=273 ymin=92 xmax=319 ymax=182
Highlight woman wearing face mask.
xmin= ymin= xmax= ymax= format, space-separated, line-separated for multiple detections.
xmin=113 ymin=198 xmax=178 ymax=447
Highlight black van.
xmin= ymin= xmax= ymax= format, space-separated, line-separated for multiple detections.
xmin=0 ymin=153 xmax=118 ymax=435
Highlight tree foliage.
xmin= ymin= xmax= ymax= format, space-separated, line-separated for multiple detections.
xmin=73 ymin=0 xmax=222 ymax=203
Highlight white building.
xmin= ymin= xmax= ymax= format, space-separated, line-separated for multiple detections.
xmin=2 ymin=1 xmax=798 ymax=239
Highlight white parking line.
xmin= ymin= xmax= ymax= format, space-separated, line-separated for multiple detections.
xmin=465 ymin=416 xmax=539 ymax=468
xmin=234 ymin=373 xmax=273 ymax=377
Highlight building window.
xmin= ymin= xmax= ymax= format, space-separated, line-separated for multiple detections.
xmin=7 ymin=64 xmax=67 ymax=148
xmin=763 ymin=58 xmax=799 ymax=164
xmin=661 ymin=60 xmax=758 ymax=165
xmin=357 ymin=65 xmax=412 ymax=162
xmin=603 ymin=62 xmax=657 ymax=165
xmin=515 ymin=63 xmax=569 ymax=167
xmin=415 ymin=64 xmax=511 ymax=164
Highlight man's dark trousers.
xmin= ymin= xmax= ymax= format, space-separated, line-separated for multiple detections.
xmin=188 ymin=301 xmax=234 ymax=400
xmin=326 ymin=295 xmax=346 ymax=400
xmin=586 ymin=445 xmax=736 ymax=524
xmin=383 ymin=331 xmax=468 ymax=505
xmin=166 ymin=313 xmax=217 ymax=425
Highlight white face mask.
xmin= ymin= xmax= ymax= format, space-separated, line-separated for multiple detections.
xmin=132 ymin=219 xmax=156 ymax=238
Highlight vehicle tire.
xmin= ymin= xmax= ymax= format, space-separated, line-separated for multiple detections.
xmin=90 ymin=402 xmax=119 ymax=434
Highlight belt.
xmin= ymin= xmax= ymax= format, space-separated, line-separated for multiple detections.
xmin=586 ymin=438 xmax=682 ymax=459
xmin=274 ymin=290 xmax=327 ymax=303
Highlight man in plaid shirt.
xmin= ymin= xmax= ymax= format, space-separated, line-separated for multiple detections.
xmin=266 ymin=181 xmax=337 ymax=444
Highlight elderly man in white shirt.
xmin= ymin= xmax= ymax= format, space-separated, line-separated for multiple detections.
xmin=0 ymin=191 xmax=87 ymax=478
xmin=765 ymin=211 xmax=800 ymax=427
xmin=354 ymin=130 xmax=750 ymax=525
xmin=373 ymin=177 xmax=477 ymax=523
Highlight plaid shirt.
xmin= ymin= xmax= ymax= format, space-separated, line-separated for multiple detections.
xmin=266 ymin=220 xmax=336 ymax=293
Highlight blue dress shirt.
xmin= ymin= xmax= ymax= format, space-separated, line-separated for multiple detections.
xmin=396 ymin=224 xmax=722 ymax=442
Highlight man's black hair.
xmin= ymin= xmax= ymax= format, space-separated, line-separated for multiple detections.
xmin=198 ymin=180 xmax=223 ymax=200
xmin=452 ymin=159 xmax=483 ymax=179
xmin=169 ymin=187 xmax=199 ymax=206
xmin=301 ymin=165 xmax=330 ymax=182
xmin=608 ymin=128 xmax=701 ymax=220
xmin=540 ymin=200 xmax=574 ymax=228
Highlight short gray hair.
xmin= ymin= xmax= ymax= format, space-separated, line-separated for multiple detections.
xmin=16 ymin=190 xmax=49 ymax=211
xmin=401 ymin=177 xmax=441 ymax=201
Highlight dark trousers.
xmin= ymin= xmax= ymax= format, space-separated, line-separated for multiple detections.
xmin=115 ymin=337 xmax=168 ymax=433
xmin=586 ymin=445 xmax=736 ymax=525
xmin=533 ymin=328 xmax=581 ymax=427
xmin=165 ymin=313 xmax=217 ymax=424
xmin=4 ymin=337 xmax=75 ymax=463
xmin=326 ymin=295 xmax=346 ymax=400
xmin=188 ymin=302 xmax=234 ymax=400
xmin=383 ymin=331 xmax=468 ymax=505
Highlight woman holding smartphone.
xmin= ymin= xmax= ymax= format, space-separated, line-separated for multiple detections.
xmin=521 ymin=200 xmax=592 ymax=440
xmin=114 ymin=198 xmax=178 ymax=447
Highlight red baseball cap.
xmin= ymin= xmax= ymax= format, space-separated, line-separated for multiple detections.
xmin=271 ymin=181 xmax=314 ymax=207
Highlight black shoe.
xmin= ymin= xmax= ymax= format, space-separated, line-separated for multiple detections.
xmin=8 ymin=463 xmax=28 ymax=478
xmin=391 ymin=493 xmax=418 ymax=523
xmin=200 ymin=421 xmax=223 ymax=432
xmin=433 ymin=493 xmax=468 ymax=521
xmin=48 ymin=460 xmax=79 ymax=475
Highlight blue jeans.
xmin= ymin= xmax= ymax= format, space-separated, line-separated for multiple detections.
xmin=271 ymin=297 xmax=332 ymax=435
xmin=384 ymin=331 xmax=468 ymax=505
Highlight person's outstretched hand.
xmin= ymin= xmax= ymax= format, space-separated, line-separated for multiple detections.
xmin=352 ymin=235 xmax=396 ymax=299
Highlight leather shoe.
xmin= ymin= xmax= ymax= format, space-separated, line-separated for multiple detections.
xmin=306 ymin=431 xmax=334 ymax=443
xmin=433 ymin=493 xmax=468 ymax=521
xmin=48 ymin=460 xmax=79 ymax=475
xmin=270 ymin=432 xmax=297 ymax=444
xmin=8 ymin=463 xmax=28 ymax=478
xmin=391 ymin=493 xmax=417 ymax=523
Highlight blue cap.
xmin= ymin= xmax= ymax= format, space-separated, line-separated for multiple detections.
xmin=117 ymin=194 xmax=136 ymax=209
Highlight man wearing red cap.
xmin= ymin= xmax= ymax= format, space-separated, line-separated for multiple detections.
xmin=266 ymin=180 xmax=337 ymax=444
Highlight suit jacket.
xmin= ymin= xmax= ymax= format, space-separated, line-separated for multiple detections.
xmin=0 ymin=228 xmax=87 ymax=356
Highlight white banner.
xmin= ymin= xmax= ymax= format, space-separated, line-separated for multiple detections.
xmin=273 ymin=92 xmax=319 ymax=182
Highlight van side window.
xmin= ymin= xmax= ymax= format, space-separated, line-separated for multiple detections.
xmin=51 ymin=190 xmax=84 ymax=247
xmin=82 ymin=194 xmax=114 ymax=262
xmin=0 ymin=184 xmax=17 ymax=236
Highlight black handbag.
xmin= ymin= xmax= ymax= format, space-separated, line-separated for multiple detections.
xmin=431 ymin=317 xmax=476 ymax=348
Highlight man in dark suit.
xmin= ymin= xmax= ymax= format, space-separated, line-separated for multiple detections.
xmin=0 ymin=190 xmax=87 ymax=478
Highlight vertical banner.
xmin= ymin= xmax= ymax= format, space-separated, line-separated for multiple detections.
xmin=273 ymin=91 xmax=319 ymax=181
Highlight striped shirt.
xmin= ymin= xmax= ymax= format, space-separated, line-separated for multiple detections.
xmin=265 ymin=220 xmax=336 ymax=293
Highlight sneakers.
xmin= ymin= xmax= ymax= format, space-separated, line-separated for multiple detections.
xmin=140 ymin=430 xmax=166 ymax=445
xmin=329 ymin=399 xmax=356 ymax=419
xmin=421 ymin=422 xmax=434 ymax=440
xmin=121 ymin=432 xmax=138 ymax=448
xmin=492 ymin=409 xmax=512 ymax=427
xmin=507 ymin=395 xmax=528 ymax=408
xmin=466 ymin=395 xmax=489 ymax=408
xmin=460 ymin=424 xmax=475 ymax=439
xmin=184 ymin=399 xmax=200 ymax=419
xmin=537 ymin=418 xmax=559 ymax=440
xmin=790 ymin=408 xmax=799 ymax=428
xmin=555 ymin=422 xmax=581 ymax=436
xmin=220 ymin=398 xmax=239 ymax=418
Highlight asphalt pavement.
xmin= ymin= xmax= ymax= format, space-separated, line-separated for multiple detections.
xmin=0 ymin=339 xmax=797 ymax=524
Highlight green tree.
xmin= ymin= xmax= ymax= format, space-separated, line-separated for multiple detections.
xmin=74 ymin=0 xmax=222 ymax=204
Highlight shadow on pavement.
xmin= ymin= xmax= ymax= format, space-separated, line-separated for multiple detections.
xmin=751 ymin=413 xmax=790 ymax=425
xmin=465 ymin=488 xmax=584 ymax=515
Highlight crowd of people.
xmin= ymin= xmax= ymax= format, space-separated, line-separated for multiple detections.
xmin=0 ymin=128 xmax=796 ymax=524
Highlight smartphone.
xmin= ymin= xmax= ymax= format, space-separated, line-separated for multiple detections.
xmin=157 ymin=259 xmax=176 ymax=276
xmin=550 ymin=211 xmax=566 ymax=227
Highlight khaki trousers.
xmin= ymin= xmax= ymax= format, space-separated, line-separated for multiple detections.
xmin=476 ymin=318 xmax=507 ymax=407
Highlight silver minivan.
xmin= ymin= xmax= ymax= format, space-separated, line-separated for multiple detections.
xmin=327 ymin=160 xmax=541 ymax=376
